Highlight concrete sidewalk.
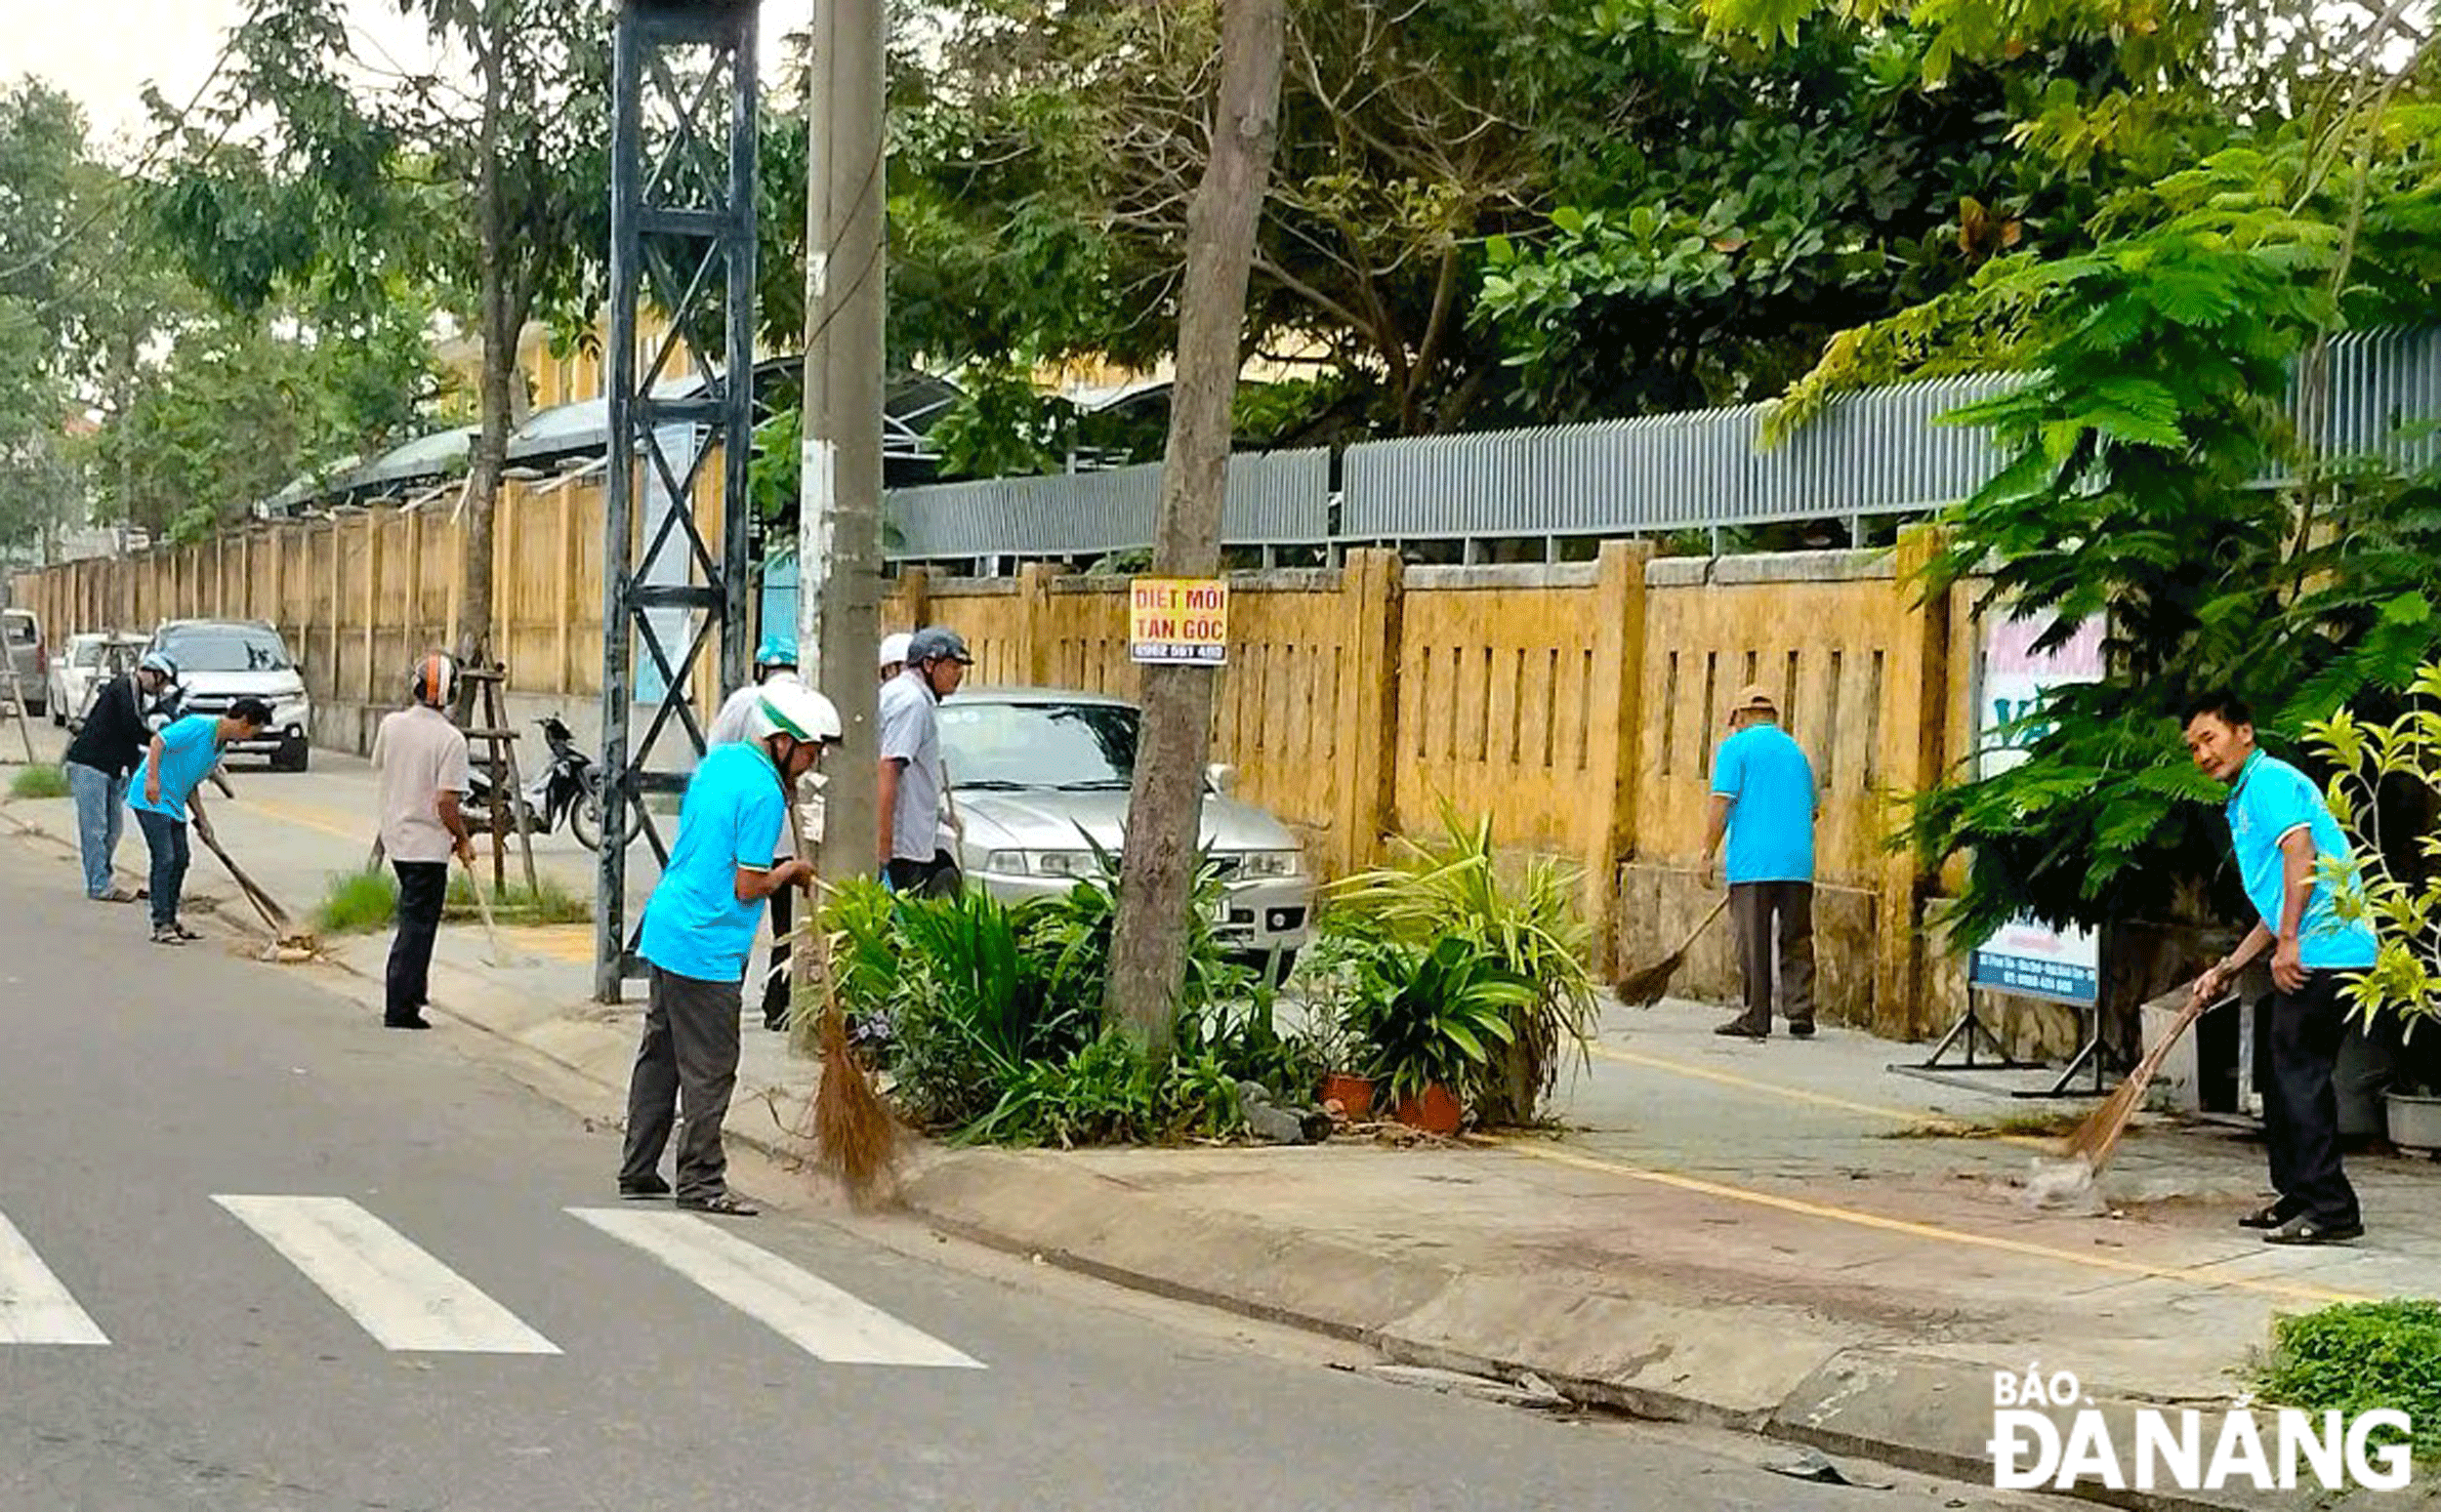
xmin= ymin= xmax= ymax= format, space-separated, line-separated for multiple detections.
xmin=5 ymin=740 xmax=2435 ymax=1510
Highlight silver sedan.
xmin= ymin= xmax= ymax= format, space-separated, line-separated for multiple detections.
xmin=937 ymin=688 xmax=1315 ymax=967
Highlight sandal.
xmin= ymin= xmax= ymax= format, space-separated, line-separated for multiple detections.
xmin=676 ymin=1191 xmax=760 ymax=1217
xmin=171 ymin=921 xmax=203 ymax=941
xmin=2238 ymin=1202 xmax=2298 ymax=1230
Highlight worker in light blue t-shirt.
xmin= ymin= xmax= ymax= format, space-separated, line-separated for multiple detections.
xmin=1701 ymin=684 xmax=1819 ymax=1042
xmin=2182 ymin=689 xmax=2375 ymax=1247
xmin=127 ymin=699 xmax=273 ymax=947
xmin=618 ymin=680 xmax=841 ymax=1218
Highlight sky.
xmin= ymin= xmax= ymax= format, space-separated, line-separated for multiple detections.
xmin=1 ymin=1 xmax=805 ymax=157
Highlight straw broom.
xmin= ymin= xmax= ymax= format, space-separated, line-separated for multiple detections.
xmin=787 ymin=785 xmax=898 ymax=1204
xmin=1613 ymin=894 xmax=1730 ymax=1007
xmin=2056 ymin=987 xmax=2229 ymax=1174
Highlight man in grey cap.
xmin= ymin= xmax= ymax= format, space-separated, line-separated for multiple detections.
xmin=878 ymin=626 xmax=972 ymax=897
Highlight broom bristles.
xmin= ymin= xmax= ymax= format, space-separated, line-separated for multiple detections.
xmin=1612 ymin=950 xmax=1686 ymax=1008
xmin=811 ymin=1000 xmax=898 ymax=1206
xmin=2057 ymin=990 xmax=2214 ymax=1172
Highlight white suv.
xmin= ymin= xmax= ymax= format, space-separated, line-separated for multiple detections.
xmin=148 ymin=620 xmax=314 ymax=771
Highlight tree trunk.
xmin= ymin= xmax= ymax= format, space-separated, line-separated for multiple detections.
xmin=457 ymin=0 xmax=512 ymax=669
xmin=1101 ymin=0 xmax=1286 ymax=1055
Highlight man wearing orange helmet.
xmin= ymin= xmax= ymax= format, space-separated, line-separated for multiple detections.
xmin=371 ymin=653 xmax=475 ymax=1031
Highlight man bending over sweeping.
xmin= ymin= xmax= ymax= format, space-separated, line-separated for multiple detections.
xmin=128 ymin=698 xmax=273 ymax=947
xmin=2182 ymin=689 xmax=2374 ymax=1246
xmin=617 ymin=680 xmax=841 ymax=1216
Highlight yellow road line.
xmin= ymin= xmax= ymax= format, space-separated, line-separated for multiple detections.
xmin=235 ymin=796 xmax=369 ymax=846
xmin=1587 ymin=1041 xmax=2056 ymax=1149
xmin=1504 ymin=1140 xmax=2370 ymax=1306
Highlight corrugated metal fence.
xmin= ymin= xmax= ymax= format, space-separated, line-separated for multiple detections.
xmin=883 ymin=326 xmax=2441 ymax=562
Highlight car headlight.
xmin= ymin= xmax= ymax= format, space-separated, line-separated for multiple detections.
xmin=1231 ymin=849 xmax=1304 ymax=879
xmin=980 ymin=849 xmax=1101 ymax=879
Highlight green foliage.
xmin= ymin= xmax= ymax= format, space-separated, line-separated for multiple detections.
xmin=1339 ymin=934 xmax=1529 ymax=1109
xmin=1899 ymin=115 xmax=2441 ymax=947
xmin=819 ymin=865 xmax=1306 ymax=1146
xmin=316 ymin=871 xmax=399 ymax=934
xmin=7 ymin=764 xmax=69 ymax=801
xmin=1330 ymin=801 xmax=1597 ymax=1123
xmin=2254 ymin=1300 xmax=2441 ymax=1462
xmin=2308 ymin=672 xmax=2441 ymax=1085
xmin=445 ymin=871 xmax=590 ymax=925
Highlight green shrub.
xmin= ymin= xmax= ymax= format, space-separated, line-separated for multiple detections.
xmin=2255 ymin=1300 xmax=2441 ymax=1462
xmin=1328 ymin=801 xmax=1596 ymax=1124
xmin=8 ymin=763 xmax=68 ymax=800
xmin=316 ymin=871 xmax=399 ymax=933
xmin=820 ymin=866 xmax=1293 ymax=1146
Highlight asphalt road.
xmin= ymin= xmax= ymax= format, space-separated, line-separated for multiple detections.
xmin=0 ymin=830 xmax=2014 ymax=1512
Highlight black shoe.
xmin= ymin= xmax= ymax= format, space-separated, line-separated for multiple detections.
xmin=2239 ymin=1201 xmax=2301 ymax=1231
xmin=1788 ymin=1022 xmax=1817 ymax=1040
xmin=676 ymin=1190 xmax=759 ymax=1217
xmin=2264 ymin=1217 xmax=2364 ymax=1246
xmin=764 ymin=1013 xmax=789 ymax=1033
xmin=618 ymin=1174 xmax=673 ymax=1201
xmin=1715 ymin=1019 xmax=1769 ymax=1041
xmin=384 ymin=1016 xmax=432 ymax=1031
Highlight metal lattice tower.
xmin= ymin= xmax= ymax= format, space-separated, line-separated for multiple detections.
xmin=598 ymin=0 xmax=760 ymax=1001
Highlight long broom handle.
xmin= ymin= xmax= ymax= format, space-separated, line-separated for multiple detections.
xmin=1678 ymin=893 xmax=1731 ymax=955
xmin=457 ymin=850 xmax=506 ymax=960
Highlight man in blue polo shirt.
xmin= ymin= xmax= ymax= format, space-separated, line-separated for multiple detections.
xmin=128 ymin=697 xmax=273 ymax=947
xmin=618 ymin=681 xmax=841 ymax=1217
xmin=2183 ymin=690 xmax=2374 ymax=1246
xmin=1701 ymin=684 xmax=1819 ymax=1041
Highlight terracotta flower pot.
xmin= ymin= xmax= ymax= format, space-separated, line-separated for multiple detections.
xmin=1394 ymin=1083 xmax=1463 ymax=1136
xmin=1319 ymin=1072 xmax=1375 ymax=1122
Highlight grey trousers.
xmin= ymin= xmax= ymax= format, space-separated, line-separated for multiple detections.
xmin=1728 ymin=880 xmax=1816 ymax=1033
xmin=620 ymin=964 xmax=743 ymax=1202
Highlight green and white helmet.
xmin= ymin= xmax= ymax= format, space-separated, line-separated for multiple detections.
xmin=749 ymin=681 xmax=842 ymax=745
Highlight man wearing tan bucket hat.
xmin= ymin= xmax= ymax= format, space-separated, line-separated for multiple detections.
xmin=1700 ymin=683 xmax=1818 ymax=1041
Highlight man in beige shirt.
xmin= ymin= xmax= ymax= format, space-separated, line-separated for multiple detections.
xmin=372 ymin=654 xmax=475 ymax=1030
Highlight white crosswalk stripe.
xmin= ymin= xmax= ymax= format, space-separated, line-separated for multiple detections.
xmin=569 ymin=1207 xmax=984 ymax=1369
xmin=0 ymin=1210 xmax=107 ymax=1346
xmin=214 ymin=1196 xmax=559 ymax=1355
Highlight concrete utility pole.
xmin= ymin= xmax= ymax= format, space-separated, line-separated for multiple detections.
xmin=1102 ymin=0 xmax=1287 ymax=1055
xmin=799 ymin=0 xmax=887 ymax=885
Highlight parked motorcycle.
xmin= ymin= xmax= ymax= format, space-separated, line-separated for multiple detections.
xmin=467 ymin=715 xmax=608 ymax=851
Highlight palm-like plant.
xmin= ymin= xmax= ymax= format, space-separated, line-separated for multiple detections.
xmin=1343 ymin=935 xmax=1529 ymax=1107
xmin=1330 ymin=800 xmax=1597 ymax=1124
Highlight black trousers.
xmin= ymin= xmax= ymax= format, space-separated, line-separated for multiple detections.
xmin=2262 ymin=970 xmax=2362 ymax=1227
xmin=885 ymin=850 xmax=963 ymax=899
xmin=761 ymin=877 xmax=792 ymax=1028
xmin=386 ymin=861 xmax=448 ymax=1023
xmin=1727 ymin=880 xmax=1816 ymax=1033
xmin=620 ymin=965 xmax=742 ymax=1204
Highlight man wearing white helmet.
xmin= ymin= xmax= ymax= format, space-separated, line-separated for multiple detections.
xmin=877 ymin=631 xmax=911 ymax=684
xmin=619 ymin=679 xmax=841 ymax=1216
xmin=62 ymin=650 xmax=178 ymax=902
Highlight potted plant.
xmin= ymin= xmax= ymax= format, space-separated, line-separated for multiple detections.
xmin=2307 ymin=681 xmax=2441 ymax=1151
xmin=1344 ymin=934 xmax=1529 ymax=1135
xmin=1331 ymin=802 xmax=1599 ymax=1127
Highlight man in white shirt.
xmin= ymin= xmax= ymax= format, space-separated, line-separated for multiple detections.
xmin=878 ymin=626 xmax=971 ymax=897
xmin=372 ymin=654 xmax=474 ymax=1031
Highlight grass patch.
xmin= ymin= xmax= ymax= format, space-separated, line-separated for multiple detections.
xmin=447 ymin=870 xmax=591 ymax=924
xmin=2255 ymin=1299 xmax=2441 ymax=1463
xmin=316 ymin=871 xmax=399 ymax=934
xmin=8 ymin=763 xmax=68 ymax=800
xmin=1881 ymin=1110 xmax=2085 ymax=1140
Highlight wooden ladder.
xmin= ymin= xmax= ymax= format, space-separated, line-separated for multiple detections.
xmin=453 ymin=664 xmax=541 ymax=894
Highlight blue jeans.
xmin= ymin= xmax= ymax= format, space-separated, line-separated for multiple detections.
xmin=65 ymin=761 xmax=127 ymax=898
xmin=133 ymin=809 xmax=189 ymax=931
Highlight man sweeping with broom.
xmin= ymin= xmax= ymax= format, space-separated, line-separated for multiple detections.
xmin=617 ymin=680 xmax=840 ymax=1217
xmin=2181 ymin=690 xmax=2374 ymax=1246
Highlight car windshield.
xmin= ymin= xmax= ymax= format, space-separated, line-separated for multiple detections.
xmin=3 ymin=615 xmax=32 ymax=646
xmin=70 ymin=641 xmax=103 ymax=668
xmin=938 ymin=701 xmax=1139 ymax=790
xmin=158 ymin=625 xmax=293 ymax=673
